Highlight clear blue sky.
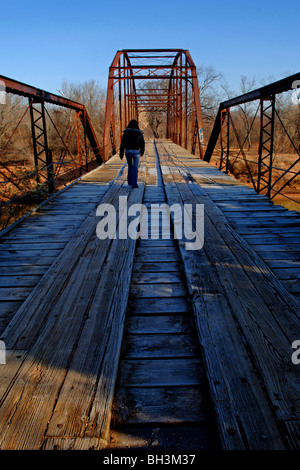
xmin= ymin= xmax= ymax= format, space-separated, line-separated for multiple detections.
xmin=0 ymin=0 xmax=298 ymax=96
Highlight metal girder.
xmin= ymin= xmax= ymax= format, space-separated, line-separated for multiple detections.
xmin=0 ymin=74 xmax=102 ymax=165
xmin=219 ymin=109 xmax=230 ymax=173
xmin=103 ymin=49 xmax=205 ymax=161
xmin=257 ymin=98 xmax=275 ymax=197
xmin=0 ymin=74 xmax=85 ymax=111
xmin=204 ymin=72 xmax=300 ymax=163
xmin=220 ymin=72 xmax=300 ymax=110
xmin=203 ymin=71 xmax=300 ymax=204
xmin=29 ymin=99 xmax=54 ymax=192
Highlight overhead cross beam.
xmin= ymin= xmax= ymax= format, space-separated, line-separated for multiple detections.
xmin=103 ymin=49 xmax=205 ymax=161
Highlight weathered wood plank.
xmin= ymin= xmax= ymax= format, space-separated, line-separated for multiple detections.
xmin=0 ymin=242 xmax=66 ymax=250
xmin=121 ymin=333 xmax=199 ymax=359
xmin=133 ymin=261 xmax=180 ymax=272
xmin=170 ymin=148 xmax=300 ymax=403
xmin=118 ymin=358 xmax=205 ymax=387
xmin=134 ymin=252 xmax=180 ymax=262
xmin=128 ymin=297 xmax=189 ymax=314
xmin=0 ymin=266 xmax=48 ymax=276
xmin=135 ymin=246 xmax=178 ymax=255
xmin=271 ymin=268 xmax=300 ymax=280
xmin=225 ymin=212 xmax=298 ymax=220
xmin=0 ymin=250 xmax=61 ymax=258
xmin=0 ymin=177 xmax=125 ymax=349
xmin=284 ymin=421 xmax=300 ymax=450
xmin=0 ymin=301 xmax=23 ymax=318
xmin=130 ymin=283 xmax=186 ymax=298
xmin=131 ymin=271 xmax=183 ymax=284
xmin=138 ymin=239 xmax=175 ymax=246
xmin=0 ymin=257 xmax=56 ymax=267
xmin=108 ymin=424 xmax=217 ymax=450
xmin=158 ymin=142 xmax=287 ymax=450
xmin=229 ymin=218 xmax=300 ymax=228
xmin=0 ymin=287 xmax=32 ymax=301
xmin=43 ymin=160 xmax=148 ymax=444
xmin=125 ymin=315 xmax=194 ymax=334
xmin=0 ymin=157 xmax=142 ymax=449
xmin=0 ymin=350 xmax=28 ymax=403
xmin=0 ymin=276 xmax=42 ymax=287
xmin=42 ymin=437 xmax=102 ymax=450
xmin=112 ymin=386 xmax=210 ymax=424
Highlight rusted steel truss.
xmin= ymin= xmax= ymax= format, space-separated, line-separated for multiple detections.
xmin=103 ymin=49 xmax=205 ymax=161
xmin=204 ymin=72 xmax=300 ymax=202
xmin=0 ymin=75 xmax=102 ymax=194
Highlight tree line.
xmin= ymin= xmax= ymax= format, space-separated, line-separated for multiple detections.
xmin=0 ymin=67 xmax=299 ymax=176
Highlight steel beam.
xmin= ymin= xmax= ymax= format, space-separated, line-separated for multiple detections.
xmin=204 ymin=72 xmax=300 ymax=163
xmin=103 ymin=49 xmax=206 ymax=161
xmin=1 ymin=74 xmax=102 ymax=166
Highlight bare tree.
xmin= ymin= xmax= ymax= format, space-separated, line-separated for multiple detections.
xmin=197 ymin=65 xmax=224 ymax=122
xmin=0 ymin=95 xmax=32 ymax=164
xmin=221 ymin=75 xmax=257 ymax=150
xmin=58 ymin=79 xmax=106 ymax=143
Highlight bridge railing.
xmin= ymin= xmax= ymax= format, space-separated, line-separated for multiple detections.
xmin=204 ymin=73 xmax=300 ymax=208
xmin=0 ymin=75 xmax=102 ymax=230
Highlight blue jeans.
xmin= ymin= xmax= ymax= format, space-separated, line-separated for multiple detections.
xmin=125 ymin=150 xmax=140 ymax=187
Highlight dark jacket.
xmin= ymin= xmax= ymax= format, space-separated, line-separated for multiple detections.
xmin=119 ymin=128 xmax=145 ymax=159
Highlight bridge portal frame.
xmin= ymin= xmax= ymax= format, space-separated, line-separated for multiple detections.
xmin=103 ymin=49 xmax=205 ymax=161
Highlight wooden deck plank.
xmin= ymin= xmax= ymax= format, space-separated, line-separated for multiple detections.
xmin=159 ymin=141 xmax=289 ymax=449
xmin=169 ymin=142 xmax=300 ymax=298
xmin=118 ymin=358 xmax=205 ymax=387
xmin=125 ymin=315 xmax=194 ymax=334
xmin=121 ymin=333 xmax=200 ymax=359
xmin=134 ymin=252 xmax=180 ymax=262
xmin=108 ymin=424 xmax=217 ymax=451
xmin=130 ymin=283 xmax=186 ymax=298
xmin=133 ymin=261 xmax=180 ymax=272
xmin=39 ymin=161 xmax=147 ymax=444
xmin=0 ymin=287 xmax=33 ymax=301
xmin=0 ymin=155 xmax=137 ymax=448
xmin=0 ymin=242 xmax=66 ymax=250
xmin=110 ymin=153 xmax=218 ymax=450
xmin=0 ymin=275 xmax=43 ymax=287
xmin=1 ymin=140 xmax=299 ymax=451
xmin=112 ymin=386 xmax=210 ymax=425
xmin=131 ymin=271 xmax=183 ymax=284
xmin=0 ymin=256 xmax=56 ymax=267
xmin=128 ymin=297 xmax=190 ymax=314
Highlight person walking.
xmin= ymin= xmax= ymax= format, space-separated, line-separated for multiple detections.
xmin=119 ymin=120 xmax=145 ymax=188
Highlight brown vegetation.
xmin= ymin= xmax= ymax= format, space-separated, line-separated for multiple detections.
xmin=0 ymin=81 xmax=106 ymax=230
xmin=1 ymin=72 xmax=300 ymax=231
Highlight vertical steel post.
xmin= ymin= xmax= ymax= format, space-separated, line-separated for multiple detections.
xmin=219 ymin=109 xmax=230 ymax=173
xmin=47 ymin=149 xmax=55 ymax=193
xmin=29 ymin=99 xmax=40 ymax=181
xmin=179 ymin=54 xmax=183 ymax=147
xmin=29 ymin=98 xmax=53 ymax=192
xmin=257 ymin=97 xmax=275 ymax=196
xmin=118 ymin=59 xmax=123 ymax=146
xmin=184 ymin=55 xmax=188 ymax=149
